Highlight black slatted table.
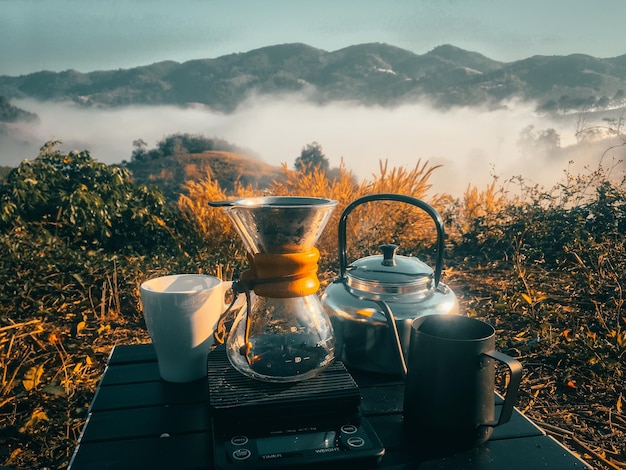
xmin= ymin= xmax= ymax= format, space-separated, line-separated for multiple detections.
xmin=69 ymin=343 xmax=590 ymax=469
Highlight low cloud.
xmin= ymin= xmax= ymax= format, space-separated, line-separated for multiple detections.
xmin=2 ymin=96 xmax=623 ymax=197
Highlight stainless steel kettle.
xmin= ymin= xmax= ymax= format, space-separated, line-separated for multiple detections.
xmin=321 ymin=194 xmax=459 ymax=376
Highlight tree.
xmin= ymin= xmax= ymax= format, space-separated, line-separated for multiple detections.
xmin=517 ymin=125 xmax=561 ymax=157
xmin=294 ymin=141 xmax=330 ymax=173
xmin=130 ymin=138 xmax=148 ymax=162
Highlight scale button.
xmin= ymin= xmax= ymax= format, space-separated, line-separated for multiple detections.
xmin=231 ymin=436 xmax=249 ymax=446
xmin=232 ymin=448 xmax=252 ymax=461
xmin=346 ymin=436 xmax=365 ymax=448
xmin=341 ymin=424 xmax=358 ymax=434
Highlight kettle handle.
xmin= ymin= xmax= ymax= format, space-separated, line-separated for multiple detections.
xmin=338 ymin=193 xmax=445 ymax=287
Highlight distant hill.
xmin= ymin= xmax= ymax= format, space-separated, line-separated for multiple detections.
xmin=1 ymin=42 xmax=625 ymax=114
xmin=123 ymin=150 xmax=284 ymax=201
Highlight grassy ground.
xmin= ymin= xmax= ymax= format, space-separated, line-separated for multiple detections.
xmin=1 ymin=250 xmax=624 ymax=469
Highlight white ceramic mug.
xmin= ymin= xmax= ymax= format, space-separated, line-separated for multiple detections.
xmin=140 ymin=274 xmax=237 ymax=383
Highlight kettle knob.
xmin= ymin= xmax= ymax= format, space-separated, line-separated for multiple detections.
xmin=380 ymin=244 xmax=398 ymax=266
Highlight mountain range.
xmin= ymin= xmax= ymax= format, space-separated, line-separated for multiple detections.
xmin=1 ymin=43 xmax=626 ymax=116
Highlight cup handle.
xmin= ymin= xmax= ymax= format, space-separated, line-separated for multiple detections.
xmin=481 ymin=350 xmax=523 ymax=427
xmin=213 ymin=281 xmax=246 ymax=345
xmin=221 ymin=281 xmax=245 ymax=311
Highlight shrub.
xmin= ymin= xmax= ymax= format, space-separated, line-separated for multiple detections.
xmin=0 ymin=141 xmax=187 ymax=255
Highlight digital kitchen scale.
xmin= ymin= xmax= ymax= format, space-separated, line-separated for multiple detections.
xmin=207 ymin=347 xmax=385 ymax=469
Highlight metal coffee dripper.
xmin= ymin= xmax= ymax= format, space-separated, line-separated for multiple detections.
xmin=209 ymin=196 xmax=338 ymax=383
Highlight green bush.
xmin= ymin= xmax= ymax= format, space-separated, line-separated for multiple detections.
xmin=0 ymin=141 xmax=188 ymax=255
xmin=0 ymin=142 xmax=212 ymax=323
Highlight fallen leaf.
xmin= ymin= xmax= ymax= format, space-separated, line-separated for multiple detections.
xmin=19 ymin=408 xmax=49 ymax=432
xmin=563 ymin=329 xmax=572 ymax=341
xmin=8 ymin=448 xmax=22 ymax=461
xmin=513 ymin=330 xmax=529 ymax=341
xmin=97 ymin=324 xmax=111 ymax=335
xmin=75 ymin=321 xmax=87 ymax=336
xmin=22 ymin=365 xmax=44 ymax=391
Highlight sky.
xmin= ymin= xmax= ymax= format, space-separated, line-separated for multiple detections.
xmin=2 ymin=0 xmax=626 ymax=76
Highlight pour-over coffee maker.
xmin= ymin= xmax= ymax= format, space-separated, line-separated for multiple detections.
xmin=210 ymin=196 xmax=338 ymax=383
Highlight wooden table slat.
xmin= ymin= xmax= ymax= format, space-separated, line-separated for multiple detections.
xmin=71 ymin=432 xmax=211 ymax=470
xmin=90 ymin=379 xmax=208 ymax=412
xmin=80 ymin=402 xmax=209 ymax=443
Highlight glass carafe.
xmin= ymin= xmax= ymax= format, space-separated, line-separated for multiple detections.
xmin=211 ymin=196 xmax=338 ymax=382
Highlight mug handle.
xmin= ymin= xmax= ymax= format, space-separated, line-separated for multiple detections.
xmin=481 ymin=350 xmax=523 ymax=427
xmin=213 ymin=281 xmax=246 ymax=345
xmin=221 ymin=281 xmax=245 ymax=311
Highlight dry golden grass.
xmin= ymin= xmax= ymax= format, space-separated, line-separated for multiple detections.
xmin=461 ymin=179 xmax=509 ymax=228
xmin=178 ymin=158 xmax=453 ymax=273
xmin=437 ymin=178 xmax=513 ymax=245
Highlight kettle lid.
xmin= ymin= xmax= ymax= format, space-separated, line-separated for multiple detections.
xmin=346 ymin=244 xmax=434 ymax=299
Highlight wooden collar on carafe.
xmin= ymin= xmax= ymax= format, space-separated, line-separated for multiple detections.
xmin=239 ymin=247 xmax=321 ymax=297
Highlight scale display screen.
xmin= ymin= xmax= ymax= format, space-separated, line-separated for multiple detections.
xmin=213 ymin=419 xmax=384 ymax=469
xmin=255 ymin=431 xmax=337 ymax=455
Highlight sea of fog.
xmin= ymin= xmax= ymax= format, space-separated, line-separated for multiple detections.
xmin=2 ymin=95 xmax=623 ymax=197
